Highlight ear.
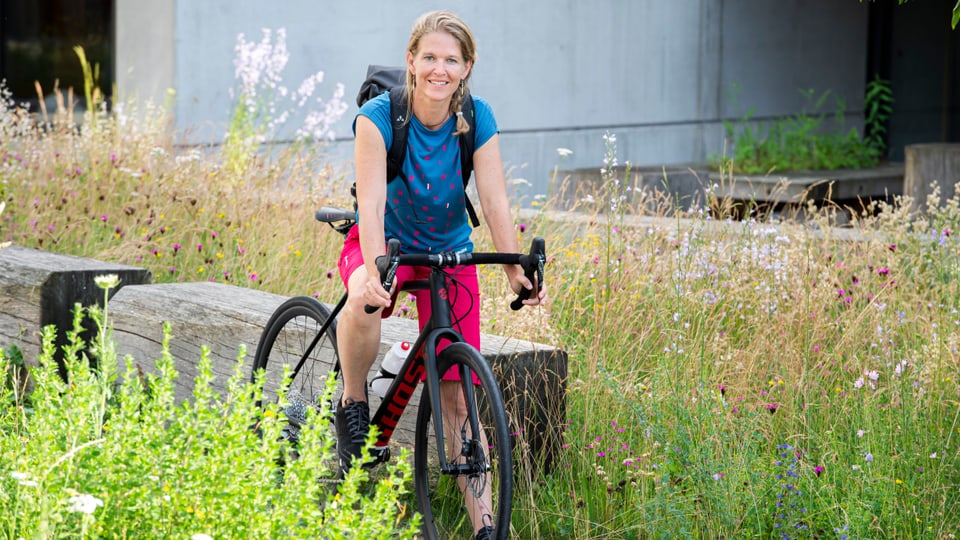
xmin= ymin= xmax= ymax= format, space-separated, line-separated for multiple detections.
xmin=406 ymin=51 xmax=415 ymax=75
xmin=462 ymin=60 xmax=473 ymax=81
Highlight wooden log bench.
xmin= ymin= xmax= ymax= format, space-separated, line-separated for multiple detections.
xmin=108 ymin=281 xmax=567 ymax=470
xmin=0 ymin=244 xmax=151 ymax=377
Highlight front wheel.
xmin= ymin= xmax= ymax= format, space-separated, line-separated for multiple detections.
xmin=414 ymin=342 xmax=513 ymax=540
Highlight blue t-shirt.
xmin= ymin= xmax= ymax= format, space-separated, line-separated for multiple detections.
xmin=355 ymin=92 xmax=498 ymax=254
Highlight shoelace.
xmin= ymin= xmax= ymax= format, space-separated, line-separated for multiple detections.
xmin=343 ymin=401 xmax=369 ymax=443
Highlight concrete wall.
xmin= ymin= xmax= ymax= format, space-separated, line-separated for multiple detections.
xmin=115 ymin=0 xmax=869 ymax=199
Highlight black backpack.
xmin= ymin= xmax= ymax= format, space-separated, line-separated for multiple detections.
xmin=353 ymin=65 xmax=480 ymax=227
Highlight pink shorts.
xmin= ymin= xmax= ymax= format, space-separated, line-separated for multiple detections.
xmin=338 ymin=225 xmax=481 ymax=381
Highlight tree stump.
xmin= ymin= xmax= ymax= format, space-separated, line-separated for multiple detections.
xmin=903 ymin=143 xmax=960 ymax=214
xmin=0 ymin=245 xmax=151 ymax=378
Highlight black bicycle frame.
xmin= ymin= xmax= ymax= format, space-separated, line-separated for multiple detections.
xmin=369 ymin=267 xmax=475 ymax=471
xmin=297 ymin=267 xmax=476 ymax=469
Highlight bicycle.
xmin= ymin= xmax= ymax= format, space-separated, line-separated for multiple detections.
xmin=250 ymin=206 xmax=546 ymax=540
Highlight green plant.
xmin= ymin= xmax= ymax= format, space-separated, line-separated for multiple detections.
xmin=863 ymin=75 xmax=894 ymax=156
xmin=0 ymin=277 xmax=419 ymax=538
xmin=716 ymin=85 xmax=889 ymax=174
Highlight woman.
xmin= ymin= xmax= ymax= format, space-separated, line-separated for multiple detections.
xmin=335 ymin=9 xmax=545 ymax=540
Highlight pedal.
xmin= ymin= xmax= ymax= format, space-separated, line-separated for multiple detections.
xmin=371 ymin=445 xmax=392 ymax=464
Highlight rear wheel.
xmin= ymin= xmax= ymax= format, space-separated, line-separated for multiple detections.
xmin=251 ymin=296 xmax=340 ymax=440
xmin=414 ymin=342 xmax=513 ymax=540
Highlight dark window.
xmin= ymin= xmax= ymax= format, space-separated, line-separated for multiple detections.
xmin=0 ymin=0 xmax=113 ymax=111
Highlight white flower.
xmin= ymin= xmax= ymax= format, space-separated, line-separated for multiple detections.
xmin=94 ymin=274 xmax=120 ymax=290
xmin=11 ymin=472 xmax=37 ymax=487
xmin=192 ymin=534 xmax=214 ymax=540
xmin=556 ymin=147 xmax=573 ymax=157
xmin=66 ymin=493 xmax=104 ymax=515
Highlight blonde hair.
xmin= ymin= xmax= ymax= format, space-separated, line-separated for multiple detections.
xmin=406 ymin=10 xmax=476 ymax=136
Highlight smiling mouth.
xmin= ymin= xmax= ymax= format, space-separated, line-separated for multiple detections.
xmin=428 ymin=79 xmax=449 ymax=87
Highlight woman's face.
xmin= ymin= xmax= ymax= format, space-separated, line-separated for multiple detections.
xmin=408 ymin=31 xmax=471 ymax=104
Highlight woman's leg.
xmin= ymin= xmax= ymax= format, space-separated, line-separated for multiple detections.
xmin=439 ymin=380 xmax=494 ymax=535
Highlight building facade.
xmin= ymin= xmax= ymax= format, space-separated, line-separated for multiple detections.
xmin=3 ymin=0 xmax=958 ymax=199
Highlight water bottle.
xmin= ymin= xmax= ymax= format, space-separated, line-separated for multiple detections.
xmin=370 ymin=341 xmax=411 ymax=398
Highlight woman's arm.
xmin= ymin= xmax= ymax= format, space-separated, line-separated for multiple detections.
xmin=473 ymin=133 xmax=545 ymax=305
xmin=353 ymin=115 xmax=393 ymax=309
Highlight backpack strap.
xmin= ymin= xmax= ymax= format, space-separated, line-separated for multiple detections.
xmin=458 ymin=95 xmax=481 ymax=228
xmin=385 ymin=86 xmax=409 ymax=184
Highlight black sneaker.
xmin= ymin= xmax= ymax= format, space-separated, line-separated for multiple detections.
xmin=335 ymin=396 xmax=370 ymax=471
xmin=475 ymin=526 xmax=495 ymax=540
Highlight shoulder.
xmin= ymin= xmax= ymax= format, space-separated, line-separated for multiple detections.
xmin=358 ymin=91 xmax=391 ymax=116
xmin=467 ymin=94 xmax=495 ymax=119
xmin=354 ymin=92 xmax=392 ymax=144
xmin=466 ymin=94 xmax=498 ymax=147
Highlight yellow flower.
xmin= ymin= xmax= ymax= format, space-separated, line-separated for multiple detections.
xmin=216 ymin=252 xmax=224 ymax=259
xmin=197 ymin=267 xmax=205 ymax=274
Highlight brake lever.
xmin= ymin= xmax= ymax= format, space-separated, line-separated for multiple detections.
xmin=365 ymin=238 xmax=401 ymax=314
xmin=511 ymin=237 xmax=545 ymax=311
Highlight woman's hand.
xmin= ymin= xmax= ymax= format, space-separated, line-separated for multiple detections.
xmin=506 ymin=264 xmax=547 ymax=307
xmin=362 ymin=268 xmax=394 ymax=312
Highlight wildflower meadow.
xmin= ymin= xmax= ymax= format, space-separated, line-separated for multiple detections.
xmin=2 ymin=36 xmax=960 ymax=538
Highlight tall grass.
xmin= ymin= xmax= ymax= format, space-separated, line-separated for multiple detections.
xmin=2 ymin=73 xmax=960 ymax=537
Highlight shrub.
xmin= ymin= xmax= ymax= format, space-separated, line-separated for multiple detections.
xmin=0 ymin=280 xmax=418 ymax=539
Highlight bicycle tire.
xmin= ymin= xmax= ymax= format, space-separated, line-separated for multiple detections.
xmin=251 ymin=296 xmax=340 ymax=432
xmin=414 ymin=342 xmax=513 ymax=540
